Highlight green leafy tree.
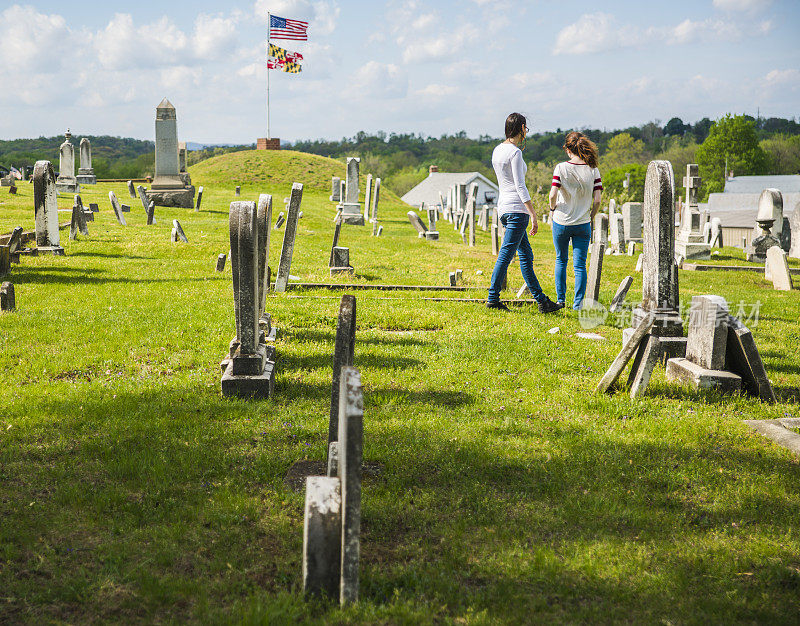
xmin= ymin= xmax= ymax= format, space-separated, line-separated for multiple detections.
xmin=602 ymin=164 xmax=647 ymax=202
xmin=696 ymin=114 xmax=769 ymax=197
xmin=760 ymin=134 xmax=800 ymax=175
xmin=601 ymin=133 xmax=648 ymax=169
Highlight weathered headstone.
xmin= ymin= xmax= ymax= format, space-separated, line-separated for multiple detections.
xmin=330 ymin=176 xmax=341 ymax=202
xmin=33 ymin=161 xmax=64 ymax=255
xmin=121 ymin=204 xmax=130 ymax=213
xmin=790 ymin=204 xmax=800 ymax=259
xmin=7 ymin=227 xmax=23 ymax=256
xmin=328 ymin=295 xmax=356 ymax=464
xmin=89 ymin=203 xmax=99 ymax=212
xmin=364 ymin=174 xmax=372 ymax=223
xmin=330 ymin=248 xmax=353 ymax=275
xmin=609 ymin=276 xmax=634 ymax=313
xmin=172 ymin=219 xmax=188 ymax=243
xmin=491 ymin=215 xmax=499 ymax=256
xmin=178 ymin=142 xmax=187 ymax=173
xmin=674 ymin=164 xmax=710 ymax=260
xmin=338 ymin=157 xmax=364 ymax=225
xmin=146 ymin=99 xmax=195 ymax=208
xmin=256 ymin=194 xmax=273 ymax=321
xmin=303 ymin=475 xmax=342 ymax=598
xmin=780 ymin=217 xmax=791 ymax=253
xmin=766 ymin=246 xmax=793 ymax=291
xmin=147 ymin=202 xmax=156 ymax=226
xmin=136 ymin=185 xmax=156 ymax=223
xmin=609 ymin=212 xmax=625 ymax=254
xmin=55 ymin=130 xmax=80 ymax=193
xmin=594 ymin=213 xmax=609 ymax=246
xmin=108 ymin=191 xmax=127 ymax=226
xmin=235 ymin=185 xmax=241 ymax=197
xmin=709 ymin=217 xmax=723 ymax=248
xmin=725 ymin=314 xmax=776 ymax=402
xmin=408 ymin=211 xmax=427 ymax=236
xmin=376 ymin=225 xmax=383 ymax=236
xmin=635 ymin=253 xmax=643 ymax=272
xmin=74 ymin=196 xmax=89 ymax=235
xmin=746 ymin=189 xmax=783 ymax=262
xmin=329 ymin=215 xmax=343 ymax=268
xmin=274 ymin=212 xmax=285 ymax=229
xmin=69 ymin=201 xmax=86 ymax=241
xmin=586 ymin=242 xmax=605 ymax=302
xmin=627 ymin=241 xmax=636 ymax=256
xmin=216 ymin=253 xmax=227 ymax=272
xmin=274 ymin=183 xmax=303 ymax=292
xmin=0 ymin=282 xmax=15 ymax=311
xmin=370 ymin=178 xmax=381 ymax=237
xmin=0 ymin=247 xmax=9 ymax=276
xmin=622 ymin=202 xmax=643 ymax=242
xmin=466 ymin=183 xmax=478 ymax=247
xmin=221 ymin=200 xmax=276 ymax=398
xmin=196 ymin=186 xmax=204 ymax=211
xmin=76 ymin=138 xmax=96 ymax=185
xmin=127 ymin=180 xmax=136 ymax=198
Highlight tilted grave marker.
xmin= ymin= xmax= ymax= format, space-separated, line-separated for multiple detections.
xmin=327 ymin=295 xmax=356 ymax=466
xmin=408 ymin=211 xmax=427 ymax=237
xmin=196 ymin=186 xmax=204 ymax=211
xmin=33 ymin=160 xmax=64 ymax=255
xmin=108 ymin=191 xmax=127 ymax=226
xmin=172 ymin=220 xmax=188 ymax=243
xmin=274 ymin=183 xmax=304 ymax=292
xmin=127 ymin=180 xmax=136 ymax=198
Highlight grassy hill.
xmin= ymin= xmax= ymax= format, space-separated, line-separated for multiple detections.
xmin=1 ymin=151 xmax=799 ymax=623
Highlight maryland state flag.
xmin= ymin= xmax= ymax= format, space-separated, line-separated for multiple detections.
xmin=267 ymin=58 xmax=302 ymax=73
xmin=269 ymin=43 xmax=303 ymax=63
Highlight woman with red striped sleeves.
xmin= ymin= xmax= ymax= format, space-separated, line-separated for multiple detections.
xmin=548 ymin=131 xmax=603 ymax=310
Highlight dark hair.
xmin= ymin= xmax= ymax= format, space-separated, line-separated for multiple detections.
xmin=563 ymin=131 xmax=599 ymax=168
xmin=505 ymin=113 xmax=527 ymax=139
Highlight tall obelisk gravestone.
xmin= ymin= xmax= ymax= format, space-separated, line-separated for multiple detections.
xmin=338 ymin=158 xmax=365 ymax=225
xmin=55 ymin=130 xmax=79 ymax=193
xmin=146 ymin=98 xmax=195 ymax=208
xmin=630 ymin=160 xmax=686 ymax=359
xmin=76 ymin=138 xmax=96 ymax=185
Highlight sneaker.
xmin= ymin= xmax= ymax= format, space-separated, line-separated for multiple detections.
xmin=486 ymin=301 xmax=511 ymax=311
xmin=538 ymin=297 xmax=564 ymax=314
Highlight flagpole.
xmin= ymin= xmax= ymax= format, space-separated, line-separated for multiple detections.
xmin=267 ymin=12 xmax=271 ymax=140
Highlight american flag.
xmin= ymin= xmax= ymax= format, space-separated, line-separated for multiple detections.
xmin=270 ymin=14 xmax=308 ymax=41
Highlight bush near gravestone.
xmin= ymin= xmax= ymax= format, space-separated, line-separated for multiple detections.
xmin=602 ymin=164 xmax=647 ymax=201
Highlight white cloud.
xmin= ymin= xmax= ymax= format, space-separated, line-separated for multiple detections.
xmin=713 ymin=0 xmax=772 ymax=10
xmin=415 ymin=83 xmax=458 ymax=98
xmin=765 ymin=69 xmax=800 ymax=85
xmin=93 ymin=14 xmax=188 ymax=70
xmin=353 ymin=61 xmax=408 ymax=99
xmin=554 ymin=12 xmax=768 ymax=55
xmin=0 ymin=5 xmax=79 ymax=73
xmin=193 ymin=12 xmax=242 ymax=59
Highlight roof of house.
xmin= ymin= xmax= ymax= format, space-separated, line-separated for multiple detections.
xmin=400 ymin=172 xmax=498 ymax=207
xmin=723 ymin=175 xmax=800 ymax=194
xmin=700 ymin=191 xmax=800 ymax=228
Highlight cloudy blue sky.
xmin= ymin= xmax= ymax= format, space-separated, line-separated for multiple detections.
xmin=0 ymin=0 xmax=798 ymax=144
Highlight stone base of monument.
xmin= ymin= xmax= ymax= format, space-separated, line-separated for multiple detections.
xmin=55 ymin=180 xmax=80 ymax=194
xmin=425 ymin=231 xmax=439 ymax=241
xmin=338 ymin=203 xmax=365 ymax=226
xmin=330 ymin=266 xmax=354 ymax=276
xmin=221 ymin=343 xmax=276 ymax=399
xmin=665 ymin=358 xmax=742 ymax=393
xmin=628 ymin=308 xmax=687 ymax=360
xmin=35 ymin=245 xmax=65 ymax=256
xmin=146 ymin=187 xmax=195 ymax=209
xmin=674 ymin=240 xmax=711 ymax=261
xmin=77 ymin=169 xmax=96 ymax=185
xmin=745 ymin=233 xmax=780 ymax=263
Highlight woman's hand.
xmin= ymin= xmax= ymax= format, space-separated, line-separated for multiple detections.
xmin=529 ymin=219 xmax=538 ymax=236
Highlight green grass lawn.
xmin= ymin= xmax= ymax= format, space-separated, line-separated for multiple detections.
xmin=1 ymin=150 xmax=799 ymax=624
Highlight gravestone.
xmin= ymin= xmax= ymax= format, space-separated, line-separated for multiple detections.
xmin=491 ymin=212 xmax=499 ymax=256
xmin=303 ymin=475 xmax=342 ymax=598
xmin=609 ymin=212 xmax=625 ymax=254
xmin=329 ymin=215 xmax=343 ymax=267
xmin=33 ymin=160 xmax=64 ymax=255
xmin=274 ymin=183 xmax=304 ymax=292
xmin=69 ymin=201 xmax=88 ymax=240
xmin=0 ymin=247 xmax=9 ymax=276
xmin=609 ymin=276 xmax=633 ymax=313
xmin=407 ymin=211 xmax=427 ymax=237
xmin=364 ymin=175 xmax=372 ymax=223
xmin=146 ymin=99 xmax=195 ymax=208
xmin=370 ymin=178 xmax=381 ymax=237
xmin=127 ymin=180 xmax=136 ymax=198
xmin=780 ymin=217 xmax=791 ymax=253
xmin=179 ymin=142 xmax=187 ymax=173
xmin=108 ymin=191 xmax=127 ymax=226
xmin=328 ymin=295 xmax=356 ymax=465
xmin=725 ymin=314 xmax=776 ymax=402
xmin=622 ymin=202 xmax=643 ymax=242
xmin=752 ymin=187 xmax=785 ymax=243
xmin=89 ymin=203 xmax=99 ymax=212
xmin=746 ymin=189 xmax=782 ymax=262
xmin=216 ymin=253 xmax=227 ymax=272
xmin=0 ymin=282 xmax=15 ymax=311
xmin=790 ymin=204 xmax=800 ymax=259
xmin=330 ymin=248 xmax=353 ymax=275
xmin=9 ymin=184 xmax=17 ymax=195
xmin=593 ymin=213 xmax=608 ymax=246
xmin=709 ymin=217 xmax=723 ymax=248
xmin=55 ymin=130 xmax=80 ymax=193
xmin=121 ymin=204 xmax=130 ymax=213
xmin=147 ymin=202 xmax=156 ymax=226
xmin=627 ymin=241 xmax=636 ymax=256
xmin=376 ymin=225 xmax=383 ymax=236
xmin=631 ymin=160 xmax=685 ymax=359
xmin=74 ymin=196 xmax=89 ymax=235
xmin=172 ymin=220 xmax=188 ymax=243
xmin=466 ymin=183 xmax=478 ymax=247
xmin=76 ymin=138 xmax=96 ymax=185
xmin=766 ymin=246 xmax=793 ymax=291
xmin=235 ymin=186 xmax=241 ymax=196
xmin=609 ymin=199 xmax=617 ymax=216
xmin=674 ymin=164 xmax=710 ymax=260
xmin=196 ymin=186 xmax=204 ymax=211
xmin=586 ymin=242 xmax=605 ymax=302
xmin=666 ymin=295 xmax=742 ymax=393
xmin=330 ymin=177 xmax=341 ymax=202
xmin=256 ymin=194 xmax=273 ymax=322
xmin=275 ymin=212 xmax=285 ymax=229
xmin=135 ymin=184 xmax=154 ymax=221
xmin=7 ymin=227 xmax=23 ymax=256
xmin=221 ymin=200 xmax=276 ymax=398
xmin=338 ymin=157 xmax=364 ymax=225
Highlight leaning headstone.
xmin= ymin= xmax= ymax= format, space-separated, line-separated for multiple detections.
xmin=594 ymin=213 xmax=608 ymax=246
xmin=136 ymin=185 xmax=156 ymax=223
xmin=108 ymin=191 xmax=127 ymax=226
xmin=635 ymin=253 xmax=643 ymax=272
xmin=789 ymin=204 xmax=800 ymax=259
xmin=55 ymin=130 xmax=80 ymax=193
xmin=674 ymin=164 xmax=710 ymax=260
xmin=74 ymin=196 xmax=89 ymax=235
xmin=609 ymin=276 xmax=634 ymax=313
xmin=172 ymin=220 xmax=188 ymax=243
xmin=7 ymin=227 xmax=23 ymax=256
xmin=69 ymin=202 xmax=85 ymax=241
xmin=631 ymin=160 xmax=685 ymax=359
xmin=370 ymin=178 xmax=381 ymax=236
xmin=329 ymin=215 xmax=343 ymax=267
xmin=586 ymin=242 xmax=605 ymax=302
xmin=746 ymin=189 xmax=782 ymax=262
xmin=0 ymin=282 xmax=15 ymax=311
xmin=621 ymin=202 xmax=643 ymax=242
xmin=766 ymin=246 xmax=793 ymax=291
xmin=303 ymin=475 xmax=342 ymax=598
xmin=330 ymin=176 xmax=341 ymax=202
xmin=274 ymin=212 xmax=285 ymax=229
xmin=196 ymin=186 xmax=204 ymax=211
xmin=376 ymin=225 xmax=383 ymax=236
xmin=274 ymin=183 xmax=304 ymax=292
xmin=127 ymin=180 xmax=136 ymax=198
xmin=33 ymin=161 xmax=64 ymax=255
xmin=146 ymin=202 xmax=156 ymax=226
xmin=76 ymin=137 xmax=96 ymax=185
xmin=216 ymin=253 xmax=227 ymax=272
xmin=725 ymin=314 xmax=776 ymax=402
xmin=221 ymin=200 xmax=276 ymax=398
xmin=328 ymin=295 xmax=356 ymax=464
xmin=407 ymin=211 xmax=427 ymax=237
xmin=330 ymin=248 xmax=353 ymax=275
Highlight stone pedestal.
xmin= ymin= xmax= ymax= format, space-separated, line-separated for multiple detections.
xmin=256 ymin=137 xmax=281 ymax=150
xmin=76 ymin=138 xmax=96 ymax=185
xmin=55 ymin=130 xmax=80 ymax=194
xmin=146 ymin=98 xmax=195 ymax=209
xmin=338 ymin=157 xmax=364 ymax=225
xmin=665 ymin=358 xmax=742 ymax=392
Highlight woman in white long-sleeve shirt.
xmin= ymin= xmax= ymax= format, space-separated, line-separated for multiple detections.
xmin=487 ymin=113 xmax=561 ymax=313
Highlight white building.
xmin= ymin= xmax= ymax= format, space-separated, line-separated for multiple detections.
xmin=401 ymin=166 xmax=498 ymax=209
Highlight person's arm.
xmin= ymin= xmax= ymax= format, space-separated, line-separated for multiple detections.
xmin=510 ymin=151 xmax=536 ymax=222
xmin=549 ymin=185 xmax=558 ymax=211
xmin=591 ymin=169 xmax=603 ymax=220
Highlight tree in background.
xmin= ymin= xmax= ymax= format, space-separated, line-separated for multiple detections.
xmin=602 ymin=164 xmax=647 ymax=202
xmin=600 ymin=133 xmax=648 ymax=169
xmin=664 ymin=117 xmax=690 ymax=137
xmin=759 ymin=134 xmax=800 ymax=175
xmin=696 ymin=114 xmax=769 ymax=199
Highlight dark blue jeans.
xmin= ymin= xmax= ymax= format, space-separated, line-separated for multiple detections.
xmin=552 ymin=220 xmax=592 ymax=309
xmin=488 ymin=213 xmax=545 ymax=304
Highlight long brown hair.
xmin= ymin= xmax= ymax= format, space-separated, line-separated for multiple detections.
xmin=563 ymin=131 xmax=599 ymax=168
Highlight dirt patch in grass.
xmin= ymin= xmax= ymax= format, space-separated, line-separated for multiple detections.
xmin=284 ymin=460 xmax=385 ymax=492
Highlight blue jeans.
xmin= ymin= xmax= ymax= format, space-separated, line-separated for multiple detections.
xmin=488 ymin=213 xmax=545 ymax=304
xmin=552 ymin=220 xmax=591 ymax=309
